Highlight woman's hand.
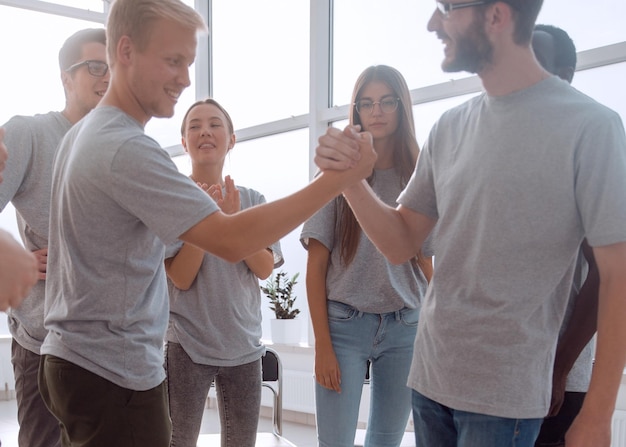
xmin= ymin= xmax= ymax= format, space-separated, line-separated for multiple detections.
xmin=314 ymin=344 xmax=342 ymax=393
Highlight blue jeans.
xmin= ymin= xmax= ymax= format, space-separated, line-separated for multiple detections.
xmin=315 ymin=301 xmax=419 ymax=447
xmin=165 ymin=342 xmax=262 ymax=447
xmin=412 ymin=391 xmax=543 ymax=447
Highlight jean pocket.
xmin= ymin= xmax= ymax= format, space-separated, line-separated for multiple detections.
xmin=399 ymin=307 xmax=420 ymax=327
xmin=327 ymin=301 xmax=357 ymax=322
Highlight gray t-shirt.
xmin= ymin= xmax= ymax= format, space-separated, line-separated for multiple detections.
xmin=399 ymin=77 xmax=626 ymax=418
xmin=42 ymin=106 xmax=219 ymax=391
xmin=0 ymin=111 xmax=71 ymax=353
xmin=301 ymin=168 xmax=429 ymax=313
xmin=166 ymin=186 xmax=283 ymax=366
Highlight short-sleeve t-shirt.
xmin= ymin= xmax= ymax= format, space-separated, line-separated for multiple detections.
xmin=0 ymin=112 xmax=71 ymax=353
xmin=399 ymin=77 xmax=626 ymax=418
xmin=301 ymin=168 xmax=429 ymax=313
xmin=42 ymin=106 xmax=219 ymax=391
xmin=166 ymin=186 xmax=283 ymax=367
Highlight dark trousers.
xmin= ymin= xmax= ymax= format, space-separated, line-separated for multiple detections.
xmin=38 ymin=355 xmax=171 ymax=447
xmin=11 ymin=340 xmax=61 ymax=447
xmin=534 ymin=392 xmax=586 ymax=447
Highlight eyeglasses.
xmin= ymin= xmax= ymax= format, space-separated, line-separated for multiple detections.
xmin=436 ymin=0 xmax=496 ymax=17
xmin=65 ymin=60 xmax=109 ymax=77
xmin=354 ymin=97 xmax=400 ymax=115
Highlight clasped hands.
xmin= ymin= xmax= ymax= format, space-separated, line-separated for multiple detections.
xmin=315 ymin=125 xmax=377 ymax=182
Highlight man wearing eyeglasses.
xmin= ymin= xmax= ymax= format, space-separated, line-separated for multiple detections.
xmin=315 ymin=1 xmax=626 ymax=447
xmin=0 ymin=28 xmax=109 ymax=447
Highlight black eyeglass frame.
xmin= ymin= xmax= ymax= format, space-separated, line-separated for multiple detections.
xmin=65 ymin=59 xmax=109 ymax=77
xmin=353 ymin=97 xmax=401 ymax=115
xmin=436 ymin=0 xmax=496 ymax=17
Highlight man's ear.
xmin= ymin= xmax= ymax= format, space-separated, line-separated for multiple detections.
xmin=485 ymin=1 xmax=514 ymax=35
xmin=117 ymin=35 xmax=134 ymax=65
xmin=60 ymin=70 xmax=72 ymax=95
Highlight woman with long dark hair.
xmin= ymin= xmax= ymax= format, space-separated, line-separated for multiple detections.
xmin=301 ymin=65 xmax=432 ymax=446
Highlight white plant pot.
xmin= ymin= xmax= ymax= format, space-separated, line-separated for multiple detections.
xmin=270 ymin=318 xmax=301 ymax=345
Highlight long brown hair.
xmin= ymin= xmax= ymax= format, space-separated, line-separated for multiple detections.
xmin=337 ymin=65 xmax=431 ymax=279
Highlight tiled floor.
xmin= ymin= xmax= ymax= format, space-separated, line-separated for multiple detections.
xmin=0 ymin=398 xmax=318 ymax=447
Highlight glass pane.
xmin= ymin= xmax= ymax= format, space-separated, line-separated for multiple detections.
xmin=36 ymin=0 xmax=105 ymax=12
xmin=173 ymin=129 xmax=310 ymax=343
xmin=212 ymin=0 xmax=309 ymax=129
xmin=0 ymin=7 xmax=103 ymax=123
xmin=573 ymin=62 xmax=626 ymax=125
xmin=536 ymin=0 xmax=626 ymax=52
xmin=332 ymin=0 xmax=470 ymax=106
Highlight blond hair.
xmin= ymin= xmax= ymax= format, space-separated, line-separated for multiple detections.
xmin=106 ymin=0 xmax=207 ymax=65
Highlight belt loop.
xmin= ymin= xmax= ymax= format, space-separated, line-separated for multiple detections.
xmin=394 ymin=310 xmax=401 ymax=321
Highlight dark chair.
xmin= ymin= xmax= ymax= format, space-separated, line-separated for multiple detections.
xmin=196 ymin=347 xmax=297 ymax=446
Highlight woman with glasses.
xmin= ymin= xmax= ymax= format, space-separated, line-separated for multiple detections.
xmin=301 ymin=65 xmax=432 ymax=447
xmin=164 ymin=99 xmax=282 ymax=447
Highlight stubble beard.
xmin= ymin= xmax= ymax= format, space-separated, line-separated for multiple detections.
xmin=442 ymin=14 xmax=494 ymax=74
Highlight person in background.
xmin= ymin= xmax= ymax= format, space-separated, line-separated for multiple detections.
xmin=313 ymin=0 xmax=626 ymax=446
xmin=531 ymin=24 xmax=599 ymax=447
xmin=37 ymin=0 xmax=375 ymax=445
xmin=0 ymin=28 xmax=108 ymax=447
xmin=301 ymin=65 xmax=432 ymax=447
xmin=0 ymin=127 xmax=38 ymax=313
xmin=165 ymin=98 xmax=282 ymax=447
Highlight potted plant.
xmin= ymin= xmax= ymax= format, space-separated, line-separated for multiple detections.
xmin=261 ymin=271 xmax=301 ymax=344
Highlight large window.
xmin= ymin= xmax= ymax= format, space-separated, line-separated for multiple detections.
xmin=0 ymin=0 xmax=624 ymax=344
xmin=332 ymin=0 xmax=470 ymax=106
xmin=211 ymin=0 xmax=310 ymax=130
xmin=0 ymin=6 xmax=104 ymax=123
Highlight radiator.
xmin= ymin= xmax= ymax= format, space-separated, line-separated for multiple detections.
xmin=614 ymin=410 xmax=626 ymax=447
xmin=282 ymin=369 xmax=316 ymax=413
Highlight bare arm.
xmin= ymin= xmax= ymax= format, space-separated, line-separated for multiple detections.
xmin=165 ymin=237 xmax=274 ymax=289
xmin=180 ymin=130 xmax=377 ymax=263
xmin=164 ymin=244 xmax=204 ymax=290
xmin=315 ymin=126 xmax=435 ymax=263
xmin=306 ymin=239 xmax=342 ymax=393
xmin=243 ymin=249 xmax=275 ymax=280
xmin=0 ymin=229 xmax=38 ymax=311
xmin=565 ymin=241 xmax=626 ymax=447
xmin=548 ymin=239 xmax=599 ymax=416
xmin=166 ymin=176 xmax=275 ymax=286
xmin=342 ymin=180 xmax=436 ymax=264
